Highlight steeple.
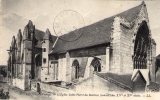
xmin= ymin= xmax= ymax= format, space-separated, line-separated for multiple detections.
xmin=23 ymin=20 xmax=35 ymax=40
xmin=27 ymin=20 xmax=35 ymax=33
xmin=141 ymin=1 xmax=146 ymax=6
xmin=11 ymin=36 xmax=16 ymax=49
xmin=17 ymin=29 xmax=22 ymax=42
xmin=44 ymin=28 xmax=51 ymax=40
xmin=28 ymin=20 xmax=34 ymax=28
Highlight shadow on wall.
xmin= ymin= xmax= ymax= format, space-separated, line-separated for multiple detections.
xmin=156 ymin=68 xmax=160 ymax=84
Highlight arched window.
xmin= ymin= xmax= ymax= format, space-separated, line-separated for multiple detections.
xmin=91 ymin=57 xmax=101 ymax=72
xmin=133 ymin=21 xmax=150 ymax=69
xmin=72 ymin=59 xmax=79 ymax=80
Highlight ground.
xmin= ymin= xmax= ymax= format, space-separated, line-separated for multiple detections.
xmin=0 ymin=74 xmax=129 ymax=99
xmin=74 ymin=73 xmax=129 ymax=93
xmin=0 ymin=82 xmax=54 ymax=100
xmin=1 ymin=73 xmax=160 ymax=99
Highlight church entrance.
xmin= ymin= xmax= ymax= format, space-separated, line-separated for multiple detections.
xmin=71 ymin=59 xmax=79 ymax=81
xmin=91 ymin=57 xmax=101 ymax=72
xmin=133 ymin=21 xmax=150 ymax=69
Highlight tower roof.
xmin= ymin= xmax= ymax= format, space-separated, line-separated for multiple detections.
xmin=43 ymin=28 xmax=51 ymax=40
xmin=17 ymin=29 xmax=22 ymax=40
xmin=11 ymin=36 xmax=16 ymax=47
xmin=27 ymin=20 xmax=34 ymax=28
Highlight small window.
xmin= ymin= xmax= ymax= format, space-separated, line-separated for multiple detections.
xmin=43 ymin=48 xmax=46 ymax=52
xmin=45 ymin=78 xmax=47 ymax=80
xmin=43 ymin=58 xmax=46 ymax=63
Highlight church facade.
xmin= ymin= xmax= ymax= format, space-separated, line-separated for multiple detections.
xmin=7 ymin=2 xmax=156 ymax=91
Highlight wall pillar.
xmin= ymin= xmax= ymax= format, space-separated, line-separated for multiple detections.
xmin=66 ymin=52 xmax=71 ymax=82
xmin=150 ymin=41 xmax=156 ymax=82
xmin=151 ymin=57 xmax=156 ymax=82
xmin=106 ymin=47 xmax=110 ymax=72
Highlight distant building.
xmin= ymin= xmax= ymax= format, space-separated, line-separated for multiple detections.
xmin=7 ymin=2 xmax=156 ymax=91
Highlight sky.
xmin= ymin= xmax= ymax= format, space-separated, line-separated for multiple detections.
xmin=0 ymin=0 xmax=160 ymax=65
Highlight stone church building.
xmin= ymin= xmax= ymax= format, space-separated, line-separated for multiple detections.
xmin=7 ymin=2 xmax=156 ymax=91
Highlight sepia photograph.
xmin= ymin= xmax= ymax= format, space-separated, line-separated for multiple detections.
xmin=0 ymin=0 xmax=160 ymax=99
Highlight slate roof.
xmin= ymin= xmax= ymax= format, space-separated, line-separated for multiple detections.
xmin=50 ymin=3 xmax=143 ymax=54
xmin=35 ymin=29 xmax=45 ymax=41
xmin=34 ymin=29 xmax=45 ymax=48
xmin=35 ymin=29 xmax=57 ymax=50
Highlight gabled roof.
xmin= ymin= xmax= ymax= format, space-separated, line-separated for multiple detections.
xmin=51 ymin=3 xmax=143 ymax=54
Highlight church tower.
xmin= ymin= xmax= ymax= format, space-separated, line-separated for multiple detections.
xmin=22 ymin=20 xmax=35 ymax=90
xmin=41 ymin=29 xmax=52 ymax=82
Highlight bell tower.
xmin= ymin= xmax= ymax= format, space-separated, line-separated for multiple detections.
xmin=41 ymin=29 xmax=51 ymax=82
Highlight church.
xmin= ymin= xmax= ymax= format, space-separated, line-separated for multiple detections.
xmin=7 ymin=1 xmax=156 ymax=91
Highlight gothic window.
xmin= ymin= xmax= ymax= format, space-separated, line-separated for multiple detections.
xmin=72 ymin=59 xmax=80 ymax=80
xmin=91 ymin=57 xmax=101 ymax=72
xmin=133 ymin=21 xmax=149 ymax=69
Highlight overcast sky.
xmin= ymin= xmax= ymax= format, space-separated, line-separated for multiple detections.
xmin=0 ymin=0 xmax=160 ymax=65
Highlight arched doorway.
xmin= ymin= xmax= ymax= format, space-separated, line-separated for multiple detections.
xmin=133 ymin=21 xmax=150 ymax=69
xmin=71 ymin=59 xmax=79 ymax=81
xmin=91 ymin=57 xmax=101 ymax=72
xmin=34 ymin=54 xmax=42 ymax=80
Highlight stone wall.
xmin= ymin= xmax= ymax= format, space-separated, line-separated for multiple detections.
xmin=110 ymin=3 xmax=156 ymax=76
xmin=57 ymin=45 xmax=108 ymax=83
xmin=120 ymin=22 xmax=133 ymax=74
xmin=111 ymin=16 xmax=124 ymax=74
xmin=58 ymin=54 xmax=67 ymax=82
xmin=12 ymin=78 xmax=25 ymax=90
xmin=68 ymin=55 xmax=106 ymax=82
xmin=110 ymin=16 xmax=133 ymax=74
xmin=151 ymin=42 xmax=156 ymax=82
xmin=58 ymin=54 xmax=106 ymax=83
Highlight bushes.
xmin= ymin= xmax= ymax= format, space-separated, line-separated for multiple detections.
xmin=0 ymin=89 xmax=9 ymax=99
